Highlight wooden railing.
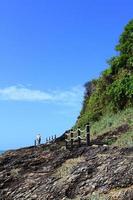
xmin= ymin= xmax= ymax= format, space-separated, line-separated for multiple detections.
xmin=65 ymin=124 xmax=90 ymax=149
xmin=46 ymin=135 xmax=57 ymax=144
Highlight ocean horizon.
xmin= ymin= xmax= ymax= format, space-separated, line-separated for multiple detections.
xmin=0 ymin=151 xmax=5 ymax=155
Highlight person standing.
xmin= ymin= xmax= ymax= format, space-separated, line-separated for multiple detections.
xmin=36 ymin=134 xmax=41 ymax=146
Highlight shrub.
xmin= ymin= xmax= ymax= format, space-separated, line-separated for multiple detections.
xmin=76 ymin=20 xmax=133 ymax=128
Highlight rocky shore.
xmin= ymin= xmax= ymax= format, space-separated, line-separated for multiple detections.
xmin=0 ymin=142 xmax=133 ymax=200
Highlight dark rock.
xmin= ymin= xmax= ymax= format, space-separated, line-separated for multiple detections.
xmin=0 ymin=142 xmax=133 ymax=199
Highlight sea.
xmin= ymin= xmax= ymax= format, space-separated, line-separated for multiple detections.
xmin=0 ymin=151 xmax=4 ymax=155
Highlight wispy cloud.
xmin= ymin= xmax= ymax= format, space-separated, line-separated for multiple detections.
xmin=0 ymin=85 xmax=84 ymax=106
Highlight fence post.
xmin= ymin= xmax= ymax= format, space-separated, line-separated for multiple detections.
xmin=86 ymin=124 xmax=90 ymax=146
xmin=77 ymin=129 xmax=81 ymax=147
xmin=49 ymin=136 xmax=51 ymax=142
xmin=71 ymin=131 xmax=74 ymax=149
xmin=54 ymin=134 xmax=56 ymax=140
xmin=65 ymin=134 xmax=68 ymax=149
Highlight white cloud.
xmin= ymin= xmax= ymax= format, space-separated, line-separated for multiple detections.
xmin=0 ymin=85 xmax=84 ymax=106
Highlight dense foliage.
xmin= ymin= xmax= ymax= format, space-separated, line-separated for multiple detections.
xmin=76 ymin=20 xmax=133 ymax=128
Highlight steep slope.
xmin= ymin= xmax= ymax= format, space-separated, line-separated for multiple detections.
xmin=76 ymin=20 xmax=133 ymax=126
xmin=0 ymin=143 xmax=133 ymax=200
xmin=75 ymin=20 xmax=133 ymax=147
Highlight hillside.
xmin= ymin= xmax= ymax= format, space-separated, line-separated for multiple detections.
xmin=0 ymin=20 xmax=133 ymax=200
xmin=0 ymin=143 xmax=133 ymax=200
xmin=75 ymin=20 xmax=133 ymax=147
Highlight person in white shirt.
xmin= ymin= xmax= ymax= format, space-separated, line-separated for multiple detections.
xmin=36 ymin=134 xmax=41 ymax=146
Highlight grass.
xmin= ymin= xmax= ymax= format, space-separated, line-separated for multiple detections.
xmin=113 ymin=130 xmax=133 ymax=147
xmin=10 ymin=167 xmax=21 ymax=177
xmin=87 ymin=107 xmax=133 ymax=147
xmin=91 ymin=107 xmax=133 ymax=136
xmin=54 ymin=156 xmax=85 ymax=181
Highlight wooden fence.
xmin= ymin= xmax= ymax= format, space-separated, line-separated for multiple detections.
xmin=46 ymin=135 xmax=57 ymax=144
xmin=65 ymin=124 xmax=90 ymax=149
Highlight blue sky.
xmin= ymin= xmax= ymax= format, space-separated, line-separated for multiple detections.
xmin=0 ymin=0 xmax=132 ymax=150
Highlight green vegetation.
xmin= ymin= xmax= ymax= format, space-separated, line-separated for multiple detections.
xmin=91 ymin=107 xmax=133 ymax=146
xmin=114 ymin=130 xmax=133 ymax=147
xmin=75 ymin=20 xmax=133 ymax=146
xmin=91 ymin=107 xmax=133 ymax=137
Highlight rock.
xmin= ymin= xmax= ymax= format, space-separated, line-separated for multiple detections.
xmin=0 ymin=143 xmax=132 ymax=200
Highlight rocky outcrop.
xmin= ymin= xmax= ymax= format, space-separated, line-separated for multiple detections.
xmin=0 ymin=143 xmax=133 ymax=200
